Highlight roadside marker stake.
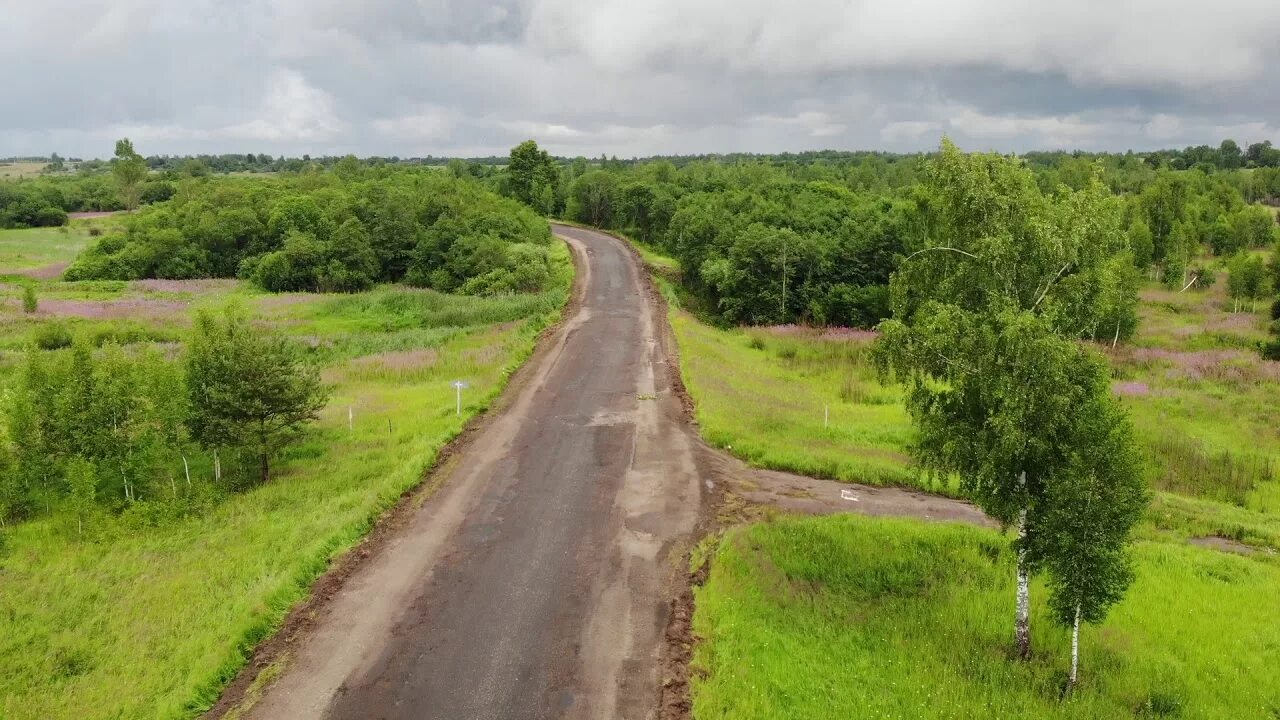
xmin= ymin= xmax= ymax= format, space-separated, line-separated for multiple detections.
xmin=452 ymin=380 xmax=470 ymax=416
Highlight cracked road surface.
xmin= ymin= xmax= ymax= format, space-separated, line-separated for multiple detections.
xmin=240 ymin=224 xmax=704 ymax=720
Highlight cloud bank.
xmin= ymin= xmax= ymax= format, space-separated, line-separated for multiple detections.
xmin=2 ymin=0 xmax=1277 ymax=157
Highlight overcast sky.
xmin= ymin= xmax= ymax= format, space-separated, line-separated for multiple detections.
xmin=3 ymin=0 xmax=1278 ymax=159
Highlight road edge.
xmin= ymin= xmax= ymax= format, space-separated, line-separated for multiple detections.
xmin=202 ymin=234 xmax=590 ymax=720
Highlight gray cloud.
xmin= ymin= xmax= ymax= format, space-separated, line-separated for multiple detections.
xmin=2 ymin=0 xmax=1278 ymax=158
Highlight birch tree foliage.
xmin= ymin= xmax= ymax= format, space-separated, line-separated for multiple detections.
xmin=877 ymin=140 xmax=1137 ymax=518
xmin=1033 ymin=373 xmax=1146 ymax=686
xmin=874 ymin=139 xmax=1145 ymax=658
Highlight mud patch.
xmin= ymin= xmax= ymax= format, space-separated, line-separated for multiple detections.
xmin=1188 ymin=536 xmax=1266 ymax=555
xmin=13 ymin=262 xmax=70 ymax=280
xmin=20 ymin=297 xmax=188 ymax=320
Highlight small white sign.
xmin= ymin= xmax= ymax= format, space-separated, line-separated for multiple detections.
xmin=840 ymin=489 xmax=860 ymax=502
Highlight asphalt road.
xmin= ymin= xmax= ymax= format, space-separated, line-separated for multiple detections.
xmin=242 ymin=224 xmax=704 ymax=720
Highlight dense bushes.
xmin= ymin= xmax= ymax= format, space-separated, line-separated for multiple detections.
xmin=64 ymin=168 xmax=555 ymax=295
xmin=0 ymin=311 xmax=327 ymax=524
xmin=0 ymin=175 xmax=133 ymax=227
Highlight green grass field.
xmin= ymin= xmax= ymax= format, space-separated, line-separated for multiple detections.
xmin=0 ymin=216 xmax=116 ymax=274
xmin=693 ymin=515 xmax=1280 ymax=719
xmin=0 ymin=233 xmax=572 ymax=719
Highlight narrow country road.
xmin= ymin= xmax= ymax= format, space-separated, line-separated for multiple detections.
xmin=239 ymin=225 xmax=706 ymax=720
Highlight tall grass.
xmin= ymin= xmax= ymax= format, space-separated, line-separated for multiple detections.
xmin=1148 ymin=432 xmax=1275 ymax=506
xmin=671 ymin=310 xmax=930 ymax=491
xmin=693 ymin=514 xmax=1280 ymax=719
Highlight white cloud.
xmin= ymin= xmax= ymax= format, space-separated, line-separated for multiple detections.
xmin=1143 ymin=114 xmax=1183 ymax=142
xmin=219 ymin=69 xmax=345 ymax=142
xmin=371 ymin=106 xmax=458 ymax=142
xmin=880 ymin=120 xmax=942 ymax=143
xmin=947 ymin=108 xmax=1108 ymax=147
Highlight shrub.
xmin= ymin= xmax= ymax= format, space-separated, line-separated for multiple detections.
xmin=1262 ymin=338 xmax=1280 ymax=361
xmin=34 ymin=323 xmax=73 ymax=350
xmin=21 ymin=285 xmax=37 ymax=314
xmin=1270 ymin=297 xmax=1280 ymax=321
xmin=32 ymin=206 xmax=68 ymax=227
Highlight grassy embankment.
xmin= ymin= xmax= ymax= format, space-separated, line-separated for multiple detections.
xmin=631 ymin=239 xmax=1280 ymax=717
xmin=0 ymin=235 xmax=572 ymax=719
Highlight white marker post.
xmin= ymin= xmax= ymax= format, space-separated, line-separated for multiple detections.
xmin=452 ymin=380 xmax=469 ymax=416
xmin=824 ymin=404 xmax=829 ymax=428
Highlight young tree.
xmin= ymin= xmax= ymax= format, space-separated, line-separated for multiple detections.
xmin=186 ymin=308 xmax=328 ymax=484
xmin=65 ymin=456 xmax=97 ymax=538
xmin=10 ymin=349 xmax=59 ymax=515
xmin=1225 ymin=253 xmax=1270 ymax=312
xmin=1030 ymin=361 xmax=1146 ymax=690
xmin=112 ymin=138 xmax=148 ymax=211
xmin=21 ymin=284 xmax=37 ymax=314
xmin=876 ymin=140 xmax=1141 ymax=660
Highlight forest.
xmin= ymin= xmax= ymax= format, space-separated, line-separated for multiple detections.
xmin=497 ymin=139 xmax=1280 ymax=345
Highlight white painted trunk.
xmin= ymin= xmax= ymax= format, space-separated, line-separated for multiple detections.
xmin=1070 ymin=604 xmax=1081 ymax=689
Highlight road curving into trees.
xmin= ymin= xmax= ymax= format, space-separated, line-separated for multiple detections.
xmin=228 ymin=224 xmax=707 ymax=719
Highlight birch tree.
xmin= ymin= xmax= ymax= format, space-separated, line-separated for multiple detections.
xmin=876 ymin=139 xmax=1138 ymax=660
xmin=1033 ymin=374 xmax=1146 ymax=690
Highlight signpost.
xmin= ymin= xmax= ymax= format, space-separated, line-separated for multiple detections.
xmin=452 ymin=380 xmax=469 ymax=415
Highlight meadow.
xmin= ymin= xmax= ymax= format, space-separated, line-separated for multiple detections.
xmin=692 ymin=515 xmax=1280 ymax=719
xmin=0 ymin=235 xmax=572 ymax=719
xmin=634 ymin=239 xmax=1280 ymax=718
xmin=0 ymin=215 xmax=116 ymax=276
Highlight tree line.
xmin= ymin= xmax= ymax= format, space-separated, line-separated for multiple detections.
xmin=64 ymin=141 xmax=557 ymax=296
xmin=501 ymin=139 xmax=1279 ymax=359
xmin=0 ymin=308 xmax=326 ymax=533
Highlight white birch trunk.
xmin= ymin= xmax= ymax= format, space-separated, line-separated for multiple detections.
xmin=182 ymin=454 xmax=191 ymax=488
xmin=1015 ymin=470 xmax=1031 ymax=659
xmin=1069 ymin=603 xmax=1081 ymax=690
xmin=1016 ymin=509 xmax=1031 ymax=659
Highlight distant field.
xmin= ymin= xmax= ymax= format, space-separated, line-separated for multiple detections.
xmin=0 ymin=234 xmax=573 ymax=719
xmin=0 ymin=216 xmax=117 ymax=276
xmin=693 ymin=515 xmax=1280 ymax=719
xmin=0 ymin=161 xmax=48 ymax=178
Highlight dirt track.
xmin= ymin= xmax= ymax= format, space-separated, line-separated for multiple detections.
xmin=214 ymin=224 xmax=991 ymax=720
